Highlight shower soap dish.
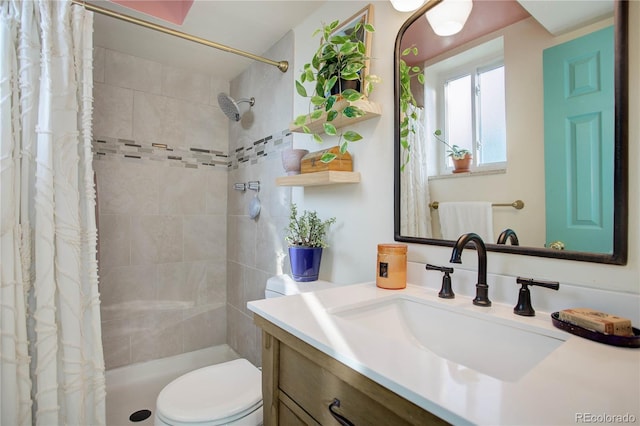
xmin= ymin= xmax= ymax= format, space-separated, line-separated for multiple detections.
xmin=551 ymin=311 xmax=640 ymax=348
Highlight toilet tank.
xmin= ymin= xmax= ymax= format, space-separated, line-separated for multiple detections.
xmin=265 ymin=275 xmax=341 ymax=298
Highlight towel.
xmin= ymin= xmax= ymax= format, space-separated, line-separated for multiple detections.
xmin=439 ymin=202 xmax=494 ymax=243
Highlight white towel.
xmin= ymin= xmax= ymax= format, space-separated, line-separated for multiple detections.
xmin=439 ymin=202 xmax=494 ymax=243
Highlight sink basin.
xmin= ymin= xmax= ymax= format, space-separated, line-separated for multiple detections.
xmin=330 ymin=295 xmax=565 ymax=381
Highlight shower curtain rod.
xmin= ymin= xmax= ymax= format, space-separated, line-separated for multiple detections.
xmin=71 ymin=0 xmax=289 ymax=73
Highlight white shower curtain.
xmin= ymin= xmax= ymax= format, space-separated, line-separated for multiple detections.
xmin=400 ymin=104 xmax=432 ymax=238
xmin=0 ymin=1 xmax=105 ymax=425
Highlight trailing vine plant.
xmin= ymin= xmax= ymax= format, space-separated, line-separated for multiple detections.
xmin=399 ymin=46 xmax=425 ymax=172
xmin=293 ymin=19 xmax=380 ymax=163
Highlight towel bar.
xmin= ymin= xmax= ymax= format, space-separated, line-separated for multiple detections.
xmin=429 ymin=200 xmax=524 ymax=210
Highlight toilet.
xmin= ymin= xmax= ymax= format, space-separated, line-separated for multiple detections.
xmin=154 ymin=275 xmax=340 ymax=426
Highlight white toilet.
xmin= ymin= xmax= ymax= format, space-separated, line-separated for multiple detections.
xmin=154 ymin=275 xmax=340 ymax=426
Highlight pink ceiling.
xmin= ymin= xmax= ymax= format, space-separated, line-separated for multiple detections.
xmin=401 ymin=0 xmax=531 ymax=66
xmin=109 ymin=0 xmax=194 ymax=25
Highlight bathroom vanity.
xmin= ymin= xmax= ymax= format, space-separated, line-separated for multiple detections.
xmin=248 ymin=283 xmax=640 ymax=425
xmin=255 ymin=314 xmax=446 ymax=425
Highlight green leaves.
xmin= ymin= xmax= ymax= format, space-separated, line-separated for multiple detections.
xmin=293 ymin=114 xmax=307 ymax=126
xmin=323 ymin=123 xmax=337 ymax=136
xmin=295 ymin=81 xmax=307 ymax=97
xmin=343 ymin=105 xmax=364 ymax=118
xmin=286 ymin=203 xmax=336 ymax=248
xmin=321 ymin=152 xmax=337 ymax=163
xmin=342 ymin=131 xmax=362 ymax=142
xmin=341 ymin=89 xmax=362 ymax=102
xmin=399 ymin=45 xmax=425 ymax=172
xmin=294 ymin=18 xmax=379 ymax=164
xmin=311 ymin=96 xmax=326 ymax=106
xmin=310 ymin=109 xmax=324 ymax=120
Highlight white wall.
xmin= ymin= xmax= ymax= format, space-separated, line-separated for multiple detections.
xmin=291 ymin=2 xmax=401 ymax=284
xmin=291 ymin=2 xmax=639 ymax=297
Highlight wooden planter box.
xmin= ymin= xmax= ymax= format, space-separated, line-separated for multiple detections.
xmin=301 ymin=146 xmax=353 ymax=174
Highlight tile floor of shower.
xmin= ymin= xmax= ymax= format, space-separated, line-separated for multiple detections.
xmin=106 ymin=344 xmax=240 ymax=425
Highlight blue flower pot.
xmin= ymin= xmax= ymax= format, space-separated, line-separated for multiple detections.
xmin=289 ymin=246 xmax=323 ymax=282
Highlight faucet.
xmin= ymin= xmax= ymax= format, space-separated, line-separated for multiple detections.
xmin=449 ymin=232 xmax=491 ymax=307
xmin=496 ymin=228 xmax=519 ymax=245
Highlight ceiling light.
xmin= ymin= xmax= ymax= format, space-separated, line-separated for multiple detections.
xmin=390 ymin=0 xmax=426 ymax=12
xmin=425 ymin=0 xmax=473 ymax=36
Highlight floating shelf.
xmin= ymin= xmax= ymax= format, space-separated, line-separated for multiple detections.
xmin=289 ymin=99 xmax=382 ymax=135
xmin=276 ymin=171 xmax=361 ymax=187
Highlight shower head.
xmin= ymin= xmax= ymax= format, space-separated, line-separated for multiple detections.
xmin=217 ymin=93 xmax=255 ymax=122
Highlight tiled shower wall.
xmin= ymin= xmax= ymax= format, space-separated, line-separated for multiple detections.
xmin=226 ymin=31 xmax=295 ymax=367
xmin=93 ymin=46 xmax=231 ymax=369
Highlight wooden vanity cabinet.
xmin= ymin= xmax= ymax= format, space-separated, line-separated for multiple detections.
xmin=254 ymin=315 xmax=449 ymax=426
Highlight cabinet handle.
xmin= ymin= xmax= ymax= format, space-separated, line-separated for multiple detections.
xmin=328 ymin=398 xmax=355 ymax=426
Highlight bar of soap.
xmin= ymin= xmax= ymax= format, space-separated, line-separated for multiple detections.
xmin=559 ymin=308 xmax=633 ymax=336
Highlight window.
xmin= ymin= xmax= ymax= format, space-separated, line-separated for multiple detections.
xmin=427 ymin=37 xmax=507 ymax=174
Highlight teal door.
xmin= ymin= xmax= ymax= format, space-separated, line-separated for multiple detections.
xmin=543 ymin=26 xmax=614 ymax=253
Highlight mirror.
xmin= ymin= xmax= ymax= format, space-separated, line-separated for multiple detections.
xmin=394 ymin=0 xmax=628 ymax=264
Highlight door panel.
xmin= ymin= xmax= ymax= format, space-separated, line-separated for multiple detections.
xmin=543 ymin=26 xmax=614 ymax=253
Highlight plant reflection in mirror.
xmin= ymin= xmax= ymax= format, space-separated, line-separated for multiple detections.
xmin=399 ymin=46 xmax=425 ymax=171
xmin=433 ymin=129 xmax=472 ymax=159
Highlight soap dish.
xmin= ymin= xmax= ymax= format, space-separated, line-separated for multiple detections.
xmin=551 ymin=312 xmax=640 ymax=348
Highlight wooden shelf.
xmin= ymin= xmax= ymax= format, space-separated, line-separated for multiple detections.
xmin=276 ymin=171 xmax=361 ymax=187
xmin=289 ymin=99 xmax=381 ymax=135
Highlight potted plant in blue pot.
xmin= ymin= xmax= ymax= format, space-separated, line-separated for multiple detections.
xmin=285 ymin=204 xmax=336 ymax=282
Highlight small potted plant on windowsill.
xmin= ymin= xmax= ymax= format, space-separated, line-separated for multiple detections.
xmin=434 ymin=129 xmax=472 ymax=173
xmin=293 ymin=17 xmax=380 ymax=163
xmin=285 ymin=204 xmax=336 ymax=282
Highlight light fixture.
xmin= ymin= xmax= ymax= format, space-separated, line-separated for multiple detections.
xmin=389 ymin=0 xmax=426 ymax=12
xmin=425 ymin=0 xmax=473 ymax=36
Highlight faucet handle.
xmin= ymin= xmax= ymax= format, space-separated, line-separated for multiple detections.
xmin=425 ymin=264 xmax=454 ymax=273
xmin=426 ymin=264 xmax=455 ymax=299
xmin=514 ymin=277 xmax=560 ymax=316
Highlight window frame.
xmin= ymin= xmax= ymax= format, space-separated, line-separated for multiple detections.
xmin=435 ymin=55 xmax=507 ymax=175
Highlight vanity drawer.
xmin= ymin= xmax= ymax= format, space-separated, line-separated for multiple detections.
xmin=278 ymin=399 xmax=319 ymax=426
xmin=279 ymin=344 xmax=445 ymax=425
xmin=255 ymin=315 xmax=448 ymax=426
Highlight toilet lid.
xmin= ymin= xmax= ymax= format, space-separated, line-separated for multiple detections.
xmin=156 ymin=359 xmax=262 ymax=424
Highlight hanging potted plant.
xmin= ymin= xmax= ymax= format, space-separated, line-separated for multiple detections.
xmin=285 ymin=204 xmax=336 ymax=282
xmin=293 ymin=15 xmax=380 ymax=163
xmin=434 ymin=129 xmax=472 ymax=173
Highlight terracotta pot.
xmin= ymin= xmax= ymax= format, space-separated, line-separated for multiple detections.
xmin=281 ymin=149 xmax=309 ymax=175
xmin=452 ymin=154 xmax=472 ymax=173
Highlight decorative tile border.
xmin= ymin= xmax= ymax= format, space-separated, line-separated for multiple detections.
xmin=231 ymin=130 xmax=293 ymax=169
xmin=92 ymin=129 xmax=292 ymax=170
xmin=92 ymin=137 xmax=229 ymax=169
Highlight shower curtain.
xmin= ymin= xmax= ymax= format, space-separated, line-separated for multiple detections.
xmin=401 ymin=104 xmax=432 ymax=238
xmin=0 ymin=1 xmax=105 ymax=425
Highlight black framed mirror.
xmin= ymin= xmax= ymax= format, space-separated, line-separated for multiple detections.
xmin=394 ymin=0 xmax=628 ymax=264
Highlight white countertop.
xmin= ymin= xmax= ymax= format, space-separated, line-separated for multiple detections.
xmin=248 ymin=282 xmax=640 ymax=425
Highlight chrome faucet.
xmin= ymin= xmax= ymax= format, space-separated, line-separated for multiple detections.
xmin=449 ymin=232 xmax=491 ymax=307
